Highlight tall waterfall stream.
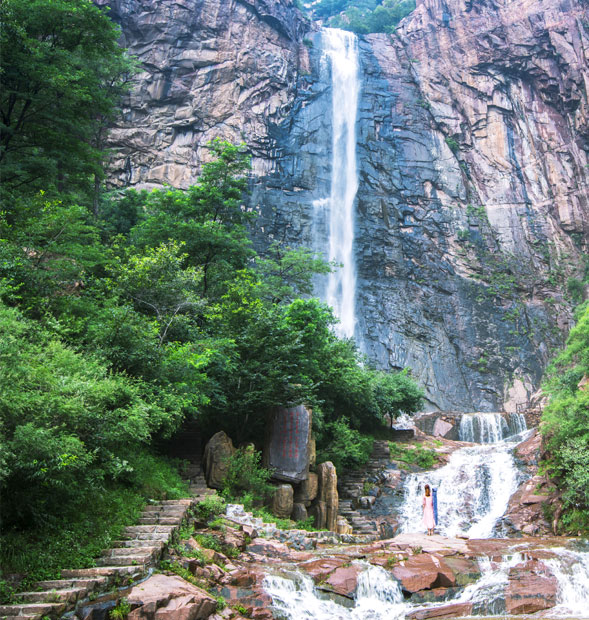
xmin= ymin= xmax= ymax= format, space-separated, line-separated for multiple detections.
xmin=313 ymin=28 xmax=359 ymax=340
xmin=257 ymin=413 xmax=589 ymax=618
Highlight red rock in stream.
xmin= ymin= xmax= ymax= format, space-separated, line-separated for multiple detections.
xmin=126 ymin=574 xmax=217 ymax=620
xmin=299 ymin=557 xmax=348 ymax=582
xmin=392 ymin=554 xmax=456 ymax=593
xmin=406 ymin=602 xmax=473 ymax=619
xmin=323 ymin=564 xmax=364 ymax=598
xmin=505 ymin=560 xmax=558 ymax=614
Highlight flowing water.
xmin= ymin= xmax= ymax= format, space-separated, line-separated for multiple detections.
xmin=398 ymin=413 xmax=528 ymax=538
xmin=313 ymin=28 xmax=360 ymax=340
xmin=263 ymin=552 xmax=589 ymax=619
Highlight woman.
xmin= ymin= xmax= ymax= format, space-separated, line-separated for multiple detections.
xmin=422 ymin=484 xmax=436 ymax=535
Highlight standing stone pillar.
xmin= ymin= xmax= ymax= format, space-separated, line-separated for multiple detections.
xmin=310 ymin=461 xmax=338 ymax=531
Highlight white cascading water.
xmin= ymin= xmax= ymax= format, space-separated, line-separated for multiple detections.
xmin=263 ymin=564 xmax=406 ymax=620
xmin=459 ymin=412 xmax=527 ymax=443
xmin=314 ymin=28 xmax=360 ymax=339
xmin=545 ymin=549 xmax=589 ymax=616
xmin=398 ymin=414 xmax=528 ymax=538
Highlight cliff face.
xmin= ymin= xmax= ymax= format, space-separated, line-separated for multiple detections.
xmin=101 ymin=0 xmax=589 ymax=411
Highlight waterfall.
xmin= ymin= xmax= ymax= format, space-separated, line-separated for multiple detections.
xmin=263 ymin=564 xmax=406 ymax=620
xmin=315 ymin=28 xmax=360 ymax=340
xmin=458 ymin=412 xmax=527 ymax=443
xmin=398 ymin=415 xmax=528 ymax=537
xmin=545 ymin=549 xmax=589 ymax=616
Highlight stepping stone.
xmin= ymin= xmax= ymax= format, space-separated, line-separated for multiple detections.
xmin=0 ymin=602 xmax=66 ymax=617
xmin=110 ymin=539 xmax=165 ymax=549
xmin=61 ymin=565 xmax=146 ymax=578
xmin=95 ymin=554 xmax=150 ymax=567
xmin=18 ymin=588 xmax=84 ymax=604
xmin=35 ymin=577 xmax=108 ymax=590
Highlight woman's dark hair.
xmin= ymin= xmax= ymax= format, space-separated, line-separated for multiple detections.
xmin=424 ymin=484 xmax=431 ymax=496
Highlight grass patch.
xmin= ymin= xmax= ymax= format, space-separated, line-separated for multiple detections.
xmin=388 ymin=442 xmax=439 ymax=469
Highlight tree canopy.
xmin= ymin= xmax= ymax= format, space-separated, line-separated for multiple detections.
xmin=0 ymin=0 xmax=134 ymax=200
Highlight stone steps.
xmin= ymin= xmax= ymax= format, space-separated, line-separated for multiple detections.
xmin=336 ymin=440 xmax=391 ymax=537
xmin=2 ymin=449 xmax=216 ymax=620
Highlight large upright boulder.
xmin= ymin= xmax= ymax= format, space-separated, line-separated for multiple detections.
xmin=203 ymin=431 xmax=234 ymax=489
xmin=265 ymin=405 xmax=312 ymax=483
xmin=310 ymin=462 xmax=338 ymax=531
xmin=294 ymin=472 xmax=318 ymax=506
xmin=271 ymin=484 xmax=294 ymax=519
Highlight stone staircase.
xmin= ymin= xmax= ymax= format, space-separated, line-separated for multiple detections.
xmin=337 ymin=440 xmax=390 ymax=536
xmin=1 ymin=429 xmax=215 ymax=620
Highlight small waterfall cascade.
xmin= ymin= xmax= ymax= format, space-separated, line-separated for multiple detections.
xmin=546 ymin=549 xmax=589 ymax=616
xmin=314 ymin=28 xmax=360 ymax=340
xmin=263 ymin=564 xmax=406 ymax=620
xmin=398 ymin=414 xmax=528 ymax=537
xmin=458 ymin=412 xmax=527 ymax=443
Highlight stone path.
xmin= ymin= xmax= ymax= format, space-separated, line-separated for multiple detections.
xmin=337 ymin=440 xmax=390 ymax=536
xmin=0 ymin=463 xmax=214 ymax=620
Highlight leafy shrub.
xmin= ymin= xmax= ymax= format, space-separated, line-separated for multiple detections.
xmin=220 ymin=447 xmax=273 ymax=506
xmin=541 ymin=303 xmax=589 ymax=532
xmin=389 ymin=442 xmax=438 ymax=469
xmin=316 ymin=419 xmax=374 ymax=472
xmin=110 ymin=598 xmax=131 ymax=620
xmin=194 ymin=495 xmax=226 ymax=523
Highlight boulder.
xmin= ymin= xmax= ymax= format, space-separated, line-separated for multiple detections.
xmin=406 ymin=603 xmax=473 ymax=619
xmin=126 ymin=574 xmax=216 ymax=620
xmin=505 ymin=560 xmax=558 ymax=614
xmin=392 ymin=554 xmax=456 ymax=593
xmin=265 ymin=405 xmax=312 ymax=483
xmin=294 ymin=473 xmax=318 ymax=504
xmin=323 ymin=565 xmax=363 ymax=598
xmin=271 ymin=484 xmax=294 ymax=518
xmin=203 ymin=432 xmax=234 ymax=490
xmin=336 ymin=516 xmax=353 ymax=535
xmin=433 ymin=418 xmax=454 ymax=438
xmin=301 ymin=557 xmax=347 ymax=582
xmin=291 ymin=502 xmax=308 ymax=522
xmin=312 ymin=462 xmax=338 ymax=531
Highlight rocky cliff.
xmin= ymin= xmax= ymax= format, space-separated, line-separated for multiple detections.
xmin=100 ymin=0 xmax=589 ymax=411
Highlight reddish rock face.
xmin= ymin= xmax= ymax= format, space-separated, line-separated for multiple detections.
xmin=392 ymin=554 xmax=456 ymax=593
xmin=406 ymin=602 xmax=473 ymax=619
xmin=323 ymin=564 xmax=364 ymax=598
xmin=505 ymin=560 xmax=558 ymax=614
xmin=126 ymin=574 xmax=217 ymax=620
xmin=299 ymin=557 xmax=348 ymax=582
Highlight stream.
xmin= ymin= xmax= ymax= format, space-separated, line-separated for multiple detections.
xmin=253 ymin=412 xmax=589 ymax=619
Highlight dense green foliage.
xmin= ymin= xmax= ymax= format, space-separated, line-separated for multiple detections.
xmin=310 ymin=0 xmax=416 ymax=34
xmin=0 ymin=0 xmax=134 ymax=202
xmin=541 ymin=302 xmax=589 ymax=533
xmin=0 ymin=0 xmax=423 ymax=590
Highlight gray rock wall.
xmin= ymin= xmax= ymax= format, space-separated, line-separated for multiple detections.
xmin=101 ymin=0 xmax=589 ymax=411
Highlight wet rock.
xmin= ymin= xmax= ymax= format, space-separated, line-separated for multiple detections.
xmin=323 ymin=564 xmax=363 ymax=598
xmin=203 ymin=432 xmax=234 ymax=490
xmin=246 ymin=538 xmax=291 ymax=559
xmin=392 ymin=554 xmax=456 ymax=593
xmin=271 ymin=484 xmax=294 ymax=519
xmin=441 ymin=556 xmax=480 ymax=586
xmin=126 ymin=574 xmax=216 ymax=620
xmin=505 ymin=560 xmax=558 ymax=614
xmin=406 ymin=603 xmax=473 ymax=619
xmin=299 ymin=557 xmax=347 ymax=582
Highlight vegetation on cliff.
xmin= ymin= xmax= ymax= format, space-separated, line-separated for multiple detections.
xmin=0 ymin=0 xmax=423 ymax=592
xmin=309 ymin=0 xmax=416 ymax=34
xmin=541 ymin=301 xmax=589 ymax=533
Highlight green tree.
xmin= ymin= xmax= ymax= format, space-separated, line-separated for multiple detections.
xmin=130 ymin=140 xmax=252 ymax=298
xmin=541 ymin=302 xmax=589 ymax=531
xmin=0 ymin=0 xmax=134 ymax=199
